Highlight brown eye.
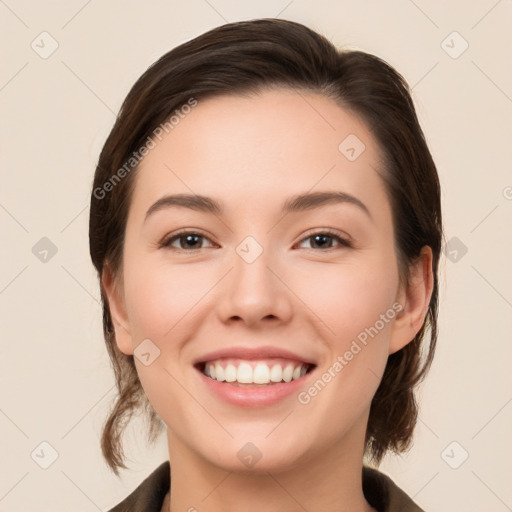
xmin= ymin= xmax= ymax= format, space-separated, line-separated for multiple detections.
xmin=160 ymin=231 xmax=215 ymax=251
xmin=297 ymin=230 xmax=352 ymax=250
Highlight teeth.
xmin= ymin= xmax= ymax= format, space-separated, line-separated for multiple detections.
xmin=238 ymin=362 xmax=253 ymax=383
xmin=215 ymin=364 xmax=225 ymax=381
xmin=203 ymin=360 xmax=309 ymax=385
xmin=253 ymin=363 xmax=270 ymax=384
xmin=269 ymin=363 xmax=282 ymax=382
xmin=225 ymin=364 xmax=236 ymax=382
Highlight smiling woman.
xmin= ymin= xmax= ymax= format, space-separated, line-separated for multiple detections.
xmin=89 ymin=18 xmax=442 ymax=512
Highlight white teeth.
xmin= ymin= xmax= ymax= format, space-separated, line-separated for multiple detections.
xmin=215 ymin=363 xmax=225 ymax=382
xmin=270 ymin=364 xmax=282 ymax=382
xmin=203 ymin=360 xmax=309 ymax=385
xmin=237 ymin=362 xmax=253 ymax=383
xmin=253 ymin=363 xmax=270 ymax=384
xmin=282 ymin=363 xmax=293 ymax=382
xmin=225 ymin=364 xmax=237 ymax=382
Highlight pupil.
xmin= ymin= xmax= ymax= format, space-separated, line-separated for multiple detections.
xmin=184 ymin=235 xmax=200 ymax=248
xmin=313 ymin=234 xmax=330 ymax=248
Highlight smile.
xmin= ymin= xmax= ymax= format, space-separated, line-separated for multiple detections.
xmin=194 ymin=357 xmax=317 ymax=407
xmin=199 ymin=358 xmax=313 ymax=386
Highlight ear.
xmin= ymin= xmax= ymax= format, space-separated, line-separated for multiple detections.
xmin=389 ymin=246 xmax=434 ymax=355
xmin=101 ymin=264 xmax=134 ymax=356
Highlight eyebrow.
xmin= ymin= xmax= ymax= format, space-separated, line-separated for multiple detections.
xmin=144 ymin=190 xmax=372 ymax=223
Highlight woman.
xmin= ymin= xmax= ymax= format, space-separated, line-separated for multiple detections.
xmin=89 ymin=18 xmax=442 ymax=512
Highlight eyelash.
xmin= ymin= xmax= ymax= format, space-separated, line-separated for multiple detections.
xmin=158 ymin=228 xmax=353 ymax=253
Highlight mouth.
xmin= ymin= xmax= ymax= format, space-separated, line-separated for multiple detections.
xmin=194 ymin=359 xmax=317 ymax=387
xmin=192 ymin=346 xmax=319 ymax=406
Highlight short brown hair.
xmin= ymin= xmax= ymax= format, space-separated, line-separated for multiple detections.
xmin=89 ymin=18 xmax=443 ymax=476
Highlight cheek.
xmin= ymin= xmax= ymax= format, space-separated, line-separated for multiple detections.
xmin=122 ymin=260 xmax=207 ymax=425
xmin=292 ymin=262 xmax=398 ymax=438
xmin=123 ymin=258 xmax=212 ymax=343
xmin=292 ymin=256 xmax=399 ymax=346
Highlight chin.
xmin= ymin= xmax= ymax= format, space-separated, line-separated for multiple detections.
xmin=189 ymin=432 xmax=310 ymax=474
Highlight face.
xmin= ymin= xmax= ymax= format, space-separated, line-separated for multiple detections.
xmin=104 ymin=88 xmax=430 ymax=473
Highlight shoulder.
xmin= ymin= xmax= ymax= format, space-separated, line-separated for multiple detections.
xmin=106 ymin=461 xmax=170 ymax=512
xmin=362 ymin=466 xmax=426 ymax=512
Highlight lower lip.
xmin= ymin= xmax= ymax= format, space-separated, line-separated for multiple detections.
xmin=196 ymin=366 xmax=316 ymax=408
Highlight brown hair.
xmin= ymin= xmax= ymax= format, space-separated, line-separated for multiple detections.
xmin=89 ymin=18 xmax=442 ymax=476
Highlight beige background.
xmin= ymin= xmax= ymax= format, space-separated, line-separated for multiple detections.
xmin=1 ymin=1 xmax=511 ymax=511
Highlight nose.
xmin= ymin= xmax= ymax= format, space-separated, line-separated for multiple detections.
xmin=217 ymin=243 xmax=294 ymax=328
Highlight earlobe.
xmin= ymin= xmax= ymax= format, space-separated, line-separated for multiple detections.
xmin=389 ymin=246 xmax=434 ymax=355
xmin=101 ymin=264 xmax=134 ymax=356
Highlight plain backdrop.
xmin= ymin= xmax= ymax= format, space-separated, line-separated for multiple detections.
xmin=0 ymin=1 xmax=511 ymax=511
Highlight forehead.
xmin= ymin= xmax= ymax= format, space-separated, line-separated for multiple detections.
xmin=129 ymin=88 xmax=389 ymax=222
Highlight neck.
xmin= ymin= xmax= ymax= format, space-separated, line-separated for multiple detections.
xmin=164 ymin=421 xmax=376 ymax=512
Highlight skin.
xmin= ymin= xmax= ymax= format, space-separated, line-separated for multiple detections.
xmin=102 ymin=88 xmax=433 ymax=512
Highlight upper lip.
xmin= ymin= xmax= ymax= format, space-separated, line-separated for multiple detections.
xmin=193 ymin=346 xmax=317 ymax=367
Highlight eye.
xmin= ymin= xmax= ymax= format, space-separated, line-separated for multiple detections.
xmin=296 ymin=229 xmax=352 ymax=250
xmin=158 ymin=228 xmax=352 ymax=252
xmin=159 ymin=230 xmax=216 ymax=251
